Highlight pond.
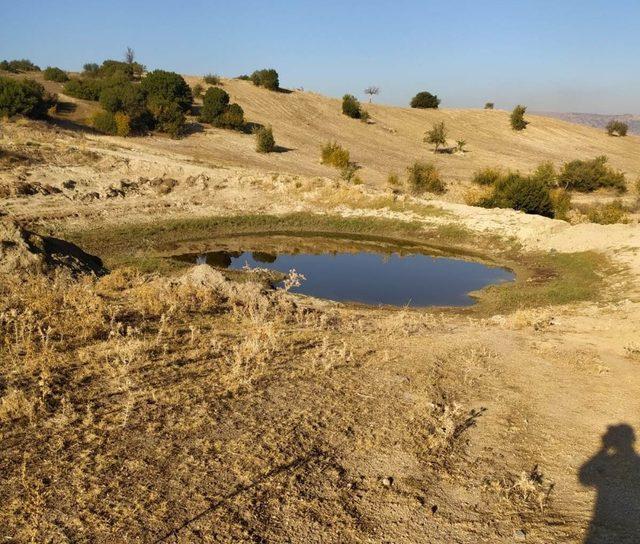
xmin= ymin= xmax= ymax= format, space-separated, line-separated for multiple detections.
xmin=171 ymin=237 xmax=514 ymax=307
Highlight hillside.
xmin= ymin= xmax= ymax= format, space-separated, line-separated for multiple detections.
xmin=535 ymin=111 xmax=640 ymax=136
xmin=14 ymin=70 xmax=639 ymax=199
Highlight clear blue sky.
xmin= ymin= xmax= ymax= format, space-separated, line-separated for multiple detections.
xmin=2 ymin=0 xmax=638 ymax=114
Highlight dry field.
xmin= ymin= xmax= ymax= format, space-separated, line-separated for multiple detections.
xmin=1 ymin=82 xmax=640 ymax=543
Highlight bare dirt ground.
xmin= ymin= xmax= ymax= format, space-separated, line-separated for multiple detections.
xmin=1 ymin=111 xmax=640 ymax=543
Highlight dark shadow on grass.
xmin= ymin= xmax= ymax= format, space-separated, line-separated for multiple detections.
xmin=182 ymin=122 xmax=205 ymax=135
xmin=240 ymin=121 xmax=264 ymax=135
xmin=276 ymin=87 xmax=294 ymax=94
xmin=55 ymin=101 xmax=77 ymax=114
xmin=272 ymin=145 xmax=294 ymax=153
xmin=46 ymin=116 xmax=101 ymax=136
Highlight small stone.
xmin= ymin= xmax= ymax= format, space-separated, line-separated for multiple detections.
xmin=514 ymin=529 xmax=526 ymax=541
xmin=381 ymin=477 xmax=394 ymax=487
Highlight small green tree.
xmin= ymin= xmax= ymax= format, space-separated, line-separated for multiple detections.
xmin=510 ymin=105 xmax=529 ymax=131
xmin=43 ymin=67 xmax=69 ymax=82
xmin=342 ymin=94 xmax=362 ymax=119
xmin=410 ymin=91 xmax=440 ymax=109
xmin=250 ymin=69 xmax=279 ymax=90
xmin=140 ymin=70 xmax=193 ymax=112
xmin=606 ymin=120 xmax=628 ymax=137
xmin=203 ymin=73 xmax=221 ymax=85
xmin=192 ymin=83 xmax=204 ymax=99
xmin=91 ymin=110 xmax=118 ymax=134
xmin=255 ymin=126 xmax=275 ymax=153
xmin=0 ymin=77 xmax=51 ymax=118
xmin=200 ymin=87 xmax=229 ymax=122
xmin=217 ymin=103 xmax=244 ymax=128
xmin=484 ymin=102 xmax=494 ymax=110
xmin=147 ymin=97 xmax=186 ymax=138
xmin=424 ymin=122 xmax=447 ymax=153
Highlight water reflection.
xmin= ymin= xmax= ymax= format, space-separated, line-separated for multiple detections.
xmin=176 ymin=246 xmax=514 ymax=307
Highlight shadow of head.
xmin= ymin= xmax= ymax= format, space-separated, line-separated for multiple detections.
xmin=602 ymin=424 xmax=635 ymax=453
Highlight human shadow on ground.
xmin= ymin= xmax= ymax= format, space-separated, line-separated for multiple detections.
xmin=579 ymin=424 xmax=640 ymax=543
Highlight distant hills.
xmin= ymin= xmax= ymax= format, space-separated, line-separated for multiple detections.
xmin=534 ymin=111 xmax=640 ymax=135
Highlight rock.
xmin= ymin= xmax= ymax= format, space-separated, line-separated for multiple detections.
xmin=381 ymin=477 xmax=394 ymax=487
xmin=0 ymin=219 xmax=106 ymax=277
xmin=149 ymin=177 xmax=178 ymax=195
xmin=514 ymin=529 xmax=526 ymax=541
xmin=62 ymin=179 xmax=76 ymax=190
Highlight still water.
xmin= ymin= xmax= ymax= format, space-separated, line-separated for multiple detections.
xmin=174 ymin=244 xmax=514 ymax=307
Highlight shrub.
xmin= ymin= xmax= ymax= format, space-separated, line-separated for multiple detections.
xmin=82 ymin=63 xmax=100 ymax=76
xmin=387 ymin=172 xmax=400 ymax=187
xmin=147 ymin=97 xmax=186 ymax=138
xmin=91 ymin=110 xmax=117 ymax=135
xmin=406 ymin=162 xmax=445 ymax=195
xmin=217 ymin=103 xmax=244 ymax=128
xmin=200 ymin=87 xmax=229 ymax=122
xmin=478 ymin=173 xmax=553 ymax=217
xmin=456 ymin=139 xmax=467 ymax=152
xmin=63 ymin=78 xmax=103 ymax=101
xmin=203 ymin=73 xmax=221 ymax=85
xmin=342 ymin=94 xmax=362 ymax=119
xmin=92 ymin=59 xmax=145 ymax=80
xmin=410 ymin=91 xmax=440 ymax=109
xmin=530 ymin=161 xmax=557 ymax=187
xmin=0 ymin=77 xmax=50 ymax=118
xmin=321 ymin=141 xmax=350 ymax=169
xmin=140 ymin=70 xmax=193 ymax=112
xmin=472 ymin=167 xmax=502 ymax=186
xmin=43 ymin=66 xmax=69 ymax=82
xmin=484 ymin=102 xmax=494 ymax=110
xmin=606 ymin=120 xmax=628 ymax=137
xmin=255 ymin=126 xmax=275 ymax=153
xmin=558 ymin=156 xmax=626 ymax=193
xmin=424 ymin=121 xmax=447 ymax=153
xmin=250 ymin=69 xmax=279 ymax=91
xmin=192 ymin=83 xmax=204 ymax=99
xmin=114 ymin=112 xmax=131 ymax=137
xmin=586 ymin=201 xmax=629 ymax=224
xmin=236 ymin=74 xmax=251 ymax=81
xmin=510 ymin=105 xmax=529 ymax=130
xmin=0 ymin=59 xmax=40 ymax=73
xmin=550 ymin=188 xmax=571 ymax=220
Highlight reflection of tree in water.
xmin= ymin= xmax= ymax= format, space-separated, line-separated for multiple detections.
xmin=203 ymin=251 xmax=241 ymax=268
xmin=252 ymin=251 xmax=277 ymax=264
xmin=579 ymin=424 xmax=640 ymax=543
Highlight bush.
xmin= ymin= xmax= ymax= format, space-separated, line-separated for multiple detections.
xmin=410 ymin=91 xmax=440 ymax=109
xmin=406 ymin=162 xmax=445 ymax=195
xmin=255 ymin=126 xmax=275 ymax=153
xmin=91 ymin=110 xmax=117 ymax=135
xmin=478 ymin=173 xmax=553 ymax=217
xmin=236 ymin=74 xmax=251 ymax=81
xmin=510 ymin=105 xmax=529 ymax=130
xmin=586 ymin=201 xmax=629 ymax=224
xmin=530 ymin=161 xmax=557 ymax=187
xmin=43 ymin=66 xmax=69 ymax=82
xmin=342 ymin=94 xmax=363 ymax=119
xmin=484 ymin=102 xmax=494 ymax=110
xmin=387 ymin=172 xmax=400 ymax=188
xmin=200 ymin=87 xmax=229 ymax=122
xmin=321 ymin=141 xmax=350 ymax=169
xmin=424 ymin=121 xmax=447 ymax=153
xmin=558 ymin=156 xmax=626 ymax=193
xmin=217 ymin=103 xmax=244 ymax=128
xmin=147 ymin=97 xmax=186 ymax=138
xmin=472 ymin=167 xmax=503 ymax=186
xmin=606 ymin=120 xmax=628 ymax=137
xmin=203 ymin=73 xmax=221 ymax=85
xmin=140 ymin=70 xmax=193 ymax=112
xmin=0 ymin=77 xmax=50 ymax=118
xmin=250 ymin=69 xmax=279 ymax=91
xmin=82 ymin=63 xmax=99 ymax=76
xmin=192 ymin=83 xmax=204 ymax=99
xmin=63 ymin=78 xmax=103 ymax=101
xmin=0 ymin=59 xmax=40 ymax=73
xmin=90 ymin=59 xmax=144 ymax=80
xmin=114 ymin=112 xmax=131 ymax=137
xmin=550 ymin=188 xmax=571 ymax=220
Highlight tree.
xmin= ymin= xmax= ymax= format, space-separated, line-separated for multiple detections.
xmin=424 ymin=121 xmax=447 ymax=153
xmin=200 ymin=87 xmax=230 ymax=123
xmin=125 ymin=47 xmax=135 ymax=65
xmin=192 ymin=83 xmax=204 ymax=99
xmin=484 ymin=102 xmax=494 ymax=110
xmin=406 ymin=162 xmax=446 ymax=194
xmin=364 ymin=86 xmax=379 ymax=103
xmin=606 ymin=120 xmax=628 ymax=137
xmin=410 ymin=91 xmax=440 ymax=109
xmin=250 ymin=69 xmax=279 ymax=91
xmin=140 ymin=70 xmax=193 ymax=112
xmin=0 ymin=77 xmax=52 ymax=118
xmin=43 ymin=67 xmax=69 ymax=82
xmin=342 ymin=94 xmax=362 ymax=119
xmin=510 ymin=105 xmax=529 ymax=131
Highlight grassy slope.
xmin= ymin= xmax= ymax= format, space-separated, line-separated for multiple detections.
xmin=13 ymin=70 xmax=640 ymax=190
